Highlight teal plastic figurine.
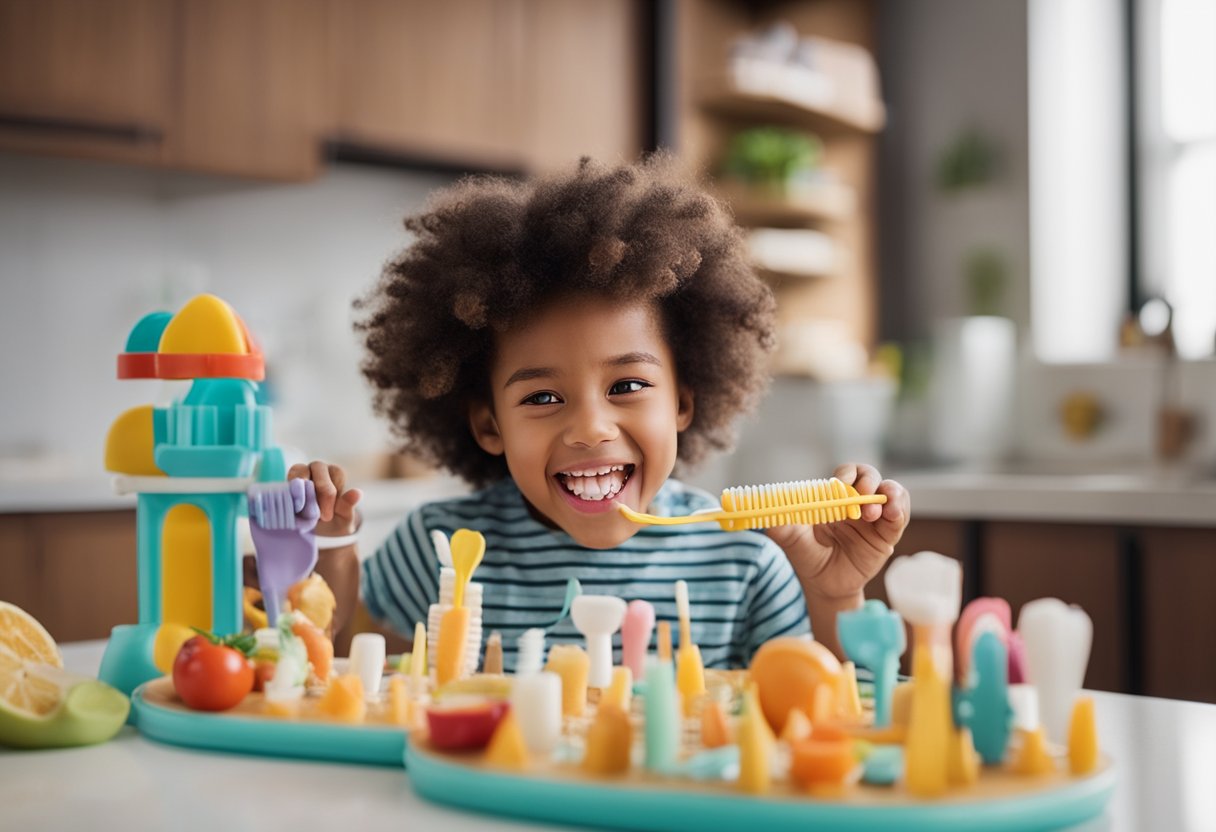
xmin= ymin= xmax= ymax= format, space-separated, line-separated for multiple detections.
xmin=838 ymin=599 xmax=906 ymax=728
xmin=952 ymin=629 xmax=1014 ymax=765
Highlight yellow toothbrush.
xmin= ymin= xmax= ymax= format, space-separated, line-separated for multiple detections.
xmin=618 ymin=477 xmax=886 ymax=531
xmin=436 ymin=529 xmax=485 ymax=685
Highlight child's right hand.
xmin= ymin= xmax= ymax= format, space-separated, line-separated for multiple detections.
xmin=287 ymin=461 xmax=363 ymax=538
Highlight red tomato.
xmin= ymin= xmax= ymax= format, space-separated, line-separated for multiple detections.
xmin=172 ymin=635 xmax=255 ymax=711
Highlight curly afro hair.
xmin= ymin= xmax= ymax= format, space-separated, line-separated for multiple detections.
xmin=356 ymin=155 xmax=777 ymax=488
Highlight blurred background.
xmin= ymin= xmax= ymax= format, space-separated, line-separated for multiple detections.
xmin=0 ymin=0 xmax=1213 ymax=702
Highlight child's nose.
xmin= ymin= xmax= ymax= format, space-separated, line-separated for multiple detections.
xmin=563 ymin=400 xmax=619 ymax=447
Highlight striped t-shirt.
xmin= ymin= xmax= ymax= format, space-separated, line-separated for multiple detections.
xmin=361 ymin=477 xmax=811 ymax=671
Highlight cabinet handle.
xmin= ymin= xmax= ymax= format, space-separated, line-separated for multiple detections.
xmin=0 ymin=113 xmax=163 ymax=144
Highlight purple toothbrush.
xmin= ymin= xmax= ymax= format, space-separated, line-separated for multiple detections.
xmin=248 ymin=479 xmax=320 ymax=627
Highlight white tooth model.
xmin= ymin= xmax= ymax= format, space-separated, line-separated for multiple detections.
xmin=570 ymin=595 xmax=628 ymax=688
xmin=516 ymin=628 xmax=546 ymax=676
xmin=884 ymin=550 xmax=962 ymax=673
xmin=1018 ymin=597 xmax=1093 ymax=744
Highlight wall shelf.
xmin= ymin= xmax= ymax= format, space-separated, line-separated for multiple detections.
xmin=715 ymin=180 xmax=856 ymax=225
xmin=699 ymin=78 xmax=885 ymax=136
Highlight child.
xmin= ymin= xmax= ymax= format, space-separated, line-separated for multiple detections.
xmin=298 ymin=156 xmax=910 ymax=669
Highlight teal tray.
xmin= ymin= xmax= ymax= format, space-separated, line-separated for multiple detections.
xmin=405 ymin=741 xmax=1115 ymax=832
xmin=131 ymin=678 xmax=407 ymax=766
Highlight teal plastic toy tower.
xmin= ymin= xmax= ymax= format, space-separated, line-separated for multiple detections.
xmin=99 ymin=294 xmax=286 ymax=694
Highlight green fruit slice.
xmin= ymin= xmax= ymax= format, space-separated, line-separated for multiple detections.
xmin=0 ymin=675 xmax=130 ymax=750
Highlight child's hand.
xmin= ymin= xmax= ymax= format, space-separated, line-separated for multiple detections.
xmin=764 ymin=463 xmax=910 ymax=604
xmin=287 ymin=461 xmax=363 ymax=538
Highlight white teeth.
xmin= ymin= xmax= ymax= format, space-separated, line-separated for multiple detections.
xmin=559 ymin=466 xmax=628 ymax=500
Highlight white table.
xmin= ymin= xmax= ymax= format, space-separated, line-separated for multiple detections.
xmin=2 ymin=642 xmax=1214 ymax=832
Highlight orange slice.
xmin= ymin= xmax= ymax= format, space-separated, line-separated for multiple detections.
xmin=0 ymin=601 xmax=62 ymax=668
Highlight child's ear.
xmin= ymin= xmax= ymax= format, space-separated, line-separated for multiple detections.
xmin=676 ymin=385 xmax=695 ymax=432
xmin=469 ymin=400 xmax=505 ymax=456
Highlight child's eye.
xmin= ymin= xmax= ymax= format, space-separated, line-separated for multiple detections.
xmin=609 ymin=379 xmax=651 ymax=396
xmin=521 ymin=391 xmax=562 ymax=406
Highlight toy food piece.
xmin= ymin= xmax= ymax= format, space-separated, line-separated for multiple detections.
xmin=862 ymin=745 xmax=904 ymax=785
xmin=152 ymin=622 xmax=196 ymax=675
xmin=426 ymin=699 xmax=509 ymax=751
xmin=484 ymin=711 xmax=529 ymax=769
xmin=172 ymin=632 xmax=256 ymax=712
xmin=790 ymin=728 xmax=857 ymax=790
xmin=483 ymin=632 xmax=504 ymax=675
xmin=1068 ymin=697 xmax=1099 ymax=775
xmin=780 ymin=708 xmax=813 ymax=743
xmin=0 ymin=613 xmax=129 ymax=750
xmin=287 ymin=574 xmax=336 ymax=633
xmin=643 ymin=660 xmax=680 ymax=773
xmin=1012 ymin=727 xmax=1055 ymax=776
xmin=748 ymin=637 xmax=842 ymax=734
xmin=904 ymin=647 xmax=952 ymax=797
xmin=583 ymin=704 xmax=632 ymax=775
xmin=318 ymin=675 xmax=367 ymax=723
xmin=700 ymin=698 xmax=733 ymax=748
xmin=291 ymin=615 xmax=333 ymax=683
xmin=349 ymin=633 xmax=386 ymax=701
xmin=436 ymin=605 xmax=471 ymax=687
xmin=545 ymin=644 xmax=590 ymax=718
xmin=388 ymin=676 xmax=412 ymax=727
xmin=603 ymin=666 xmax=632 ymax=711
xmin=948 ymin=727 xmax=980 ymax=786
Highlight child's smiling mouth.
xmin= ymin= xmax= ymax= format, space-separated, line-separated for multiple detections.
xmin=554 ymin=464 xmax=634 ymax=508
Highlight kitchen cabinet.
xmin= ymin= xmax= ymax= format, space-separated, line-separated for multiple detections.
xmin=328 ymin=0 xmax=644 ymax=172
xmin=0 ymin=0 xmax=172 ymax=167
xmin=0 ymin=511 xmax=138 ymax=644
xmin=1140 ymin=527 xmax=1216 ymax=703
xmin=170 ymin=0 xmax=329 ymax=180
xmin=981 ymin=522 xmax=1127 ymax=695
xmin=0 ymin=0 xmax=327 ymax=180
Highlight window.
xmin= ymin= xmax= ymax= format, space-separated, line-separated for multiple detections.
xmin=1137 ymin=0 xmax=1216 ymax=359
xmin=1029 ymin=0 xmax=1215 ymax=362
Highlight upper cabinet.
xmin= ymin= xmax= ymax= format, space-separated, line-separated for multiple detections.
xmin=0 ymin=0 xmax=172 ymax=166
xmin=0 ymin=0 xmax=644 ymax=180
xmin=171 ymin=0 xmax=329 ymax=180
xmin=327 ymin=0 xmax=643 ymax=173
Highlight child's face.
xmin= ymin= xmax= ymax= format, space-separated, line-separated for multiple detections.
xmin=470 ymin=295 xmax=693 ymax=549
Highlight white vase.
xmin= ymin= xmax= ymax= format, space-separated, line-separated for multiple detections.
xmin=928 ymin=316 xmax=1017 ymax=464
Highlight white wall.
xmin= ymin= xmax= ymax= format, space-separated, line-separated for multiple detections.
xmin=0 ymin=153 xmax=456 ymax=476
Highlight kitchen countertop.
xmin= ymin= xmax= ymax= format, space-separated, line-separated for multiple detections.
xmin=3 ymin=640 xmax=1215 ymax=831
xmin=1 ymin=465 xmax=1213 ymax=527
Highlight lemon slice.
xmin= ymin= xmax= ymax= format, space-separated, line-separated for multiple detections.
xmin=0 ymin=654 xmax=129 ymax=749
xmin=0 ymin=601 xmax=62 ymax=668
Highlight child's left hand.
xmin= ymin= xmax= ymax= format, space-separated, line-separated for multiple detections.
xmin=764 ymin=463 xmax=910 ymax=604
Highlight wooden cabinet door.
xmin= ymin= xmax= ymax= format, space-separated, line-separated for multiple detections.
xmin=329 ymin=0 xmax=528 ymax=170
xmin=519 ymin=0 xmax=644 ymax=171
xmin=29 ymin=511 xmax=138 ymax=643
xmin=1139 ymin=527 xmax=1216 ymax=703
xmin=0 ymin=514 xmax=38 ymax=612
xmin=0 ymin=0 xmax=170 ymax=164
xmin=982 ymin=522 xmax=1126 ymax=693
xmin=170 ymin=0 xmax=329 ymax=180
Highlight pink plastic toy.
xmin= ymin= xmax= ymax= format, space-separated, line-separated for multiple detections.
xmin=621 ymin=600 xmax=656 ymax=679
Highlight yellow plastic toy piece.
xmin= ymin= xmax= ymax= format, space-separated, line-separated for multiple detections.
xmin=433 ymin=674 xmax=514 ymax=702
xmin=1068 ymin=697 xmax=1099 ymax=775
xmin=161 ymin=504 xmax=212 ymax=631
xmin=1012 ymin=727 xmax=1055 ymax=776
xmin=151 ymin=622 xmax=195 ymax=675
xmin=701 ymin=698 xmax=733 ymax=748
xmin=583 ymin=704 xmax=632 ymax=775
xmin=675 ymin=580 xmax=705 ymax=716
xmin=737 ymin=683 xmax=774 ymax=795
xmin=159 ymin=294 xmax=248 ymax=355
xmin=837 ymin=661 xmax=864 ymax=722
xmin=485 ymin=712 xmax=529 ymax=770
xmin=948 ymin=726 xmax=981 ymax=786
xmin=243 ymin=588 xmax=268 ymax=632
xmin=483 ymin=632 xmax=504 ymax=675
xmin=545 ymin=644 xmax=590 ymax=718
xmin=388 ymin=675 xmax=411 ymax=727
xmin=436 ymin=606 xmax=470 ymax=687
xmin=904 ymin=647 xmax=952 ymax=797
xmin=317 ymin=674 xmax=367 ymax=723
xmin=891 ymin=680 xmax=914 ymax=727
xmin=619 ymin=478 xmax=886 ymax=531
xmin=780 ymin=707 xmax=813 ymax=743
xmin=104 ymin=405 xmax=165 ymax=476
xmin=603 ymin=666 xmax=633 ymax=711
